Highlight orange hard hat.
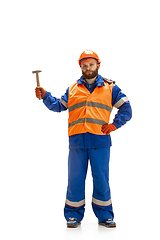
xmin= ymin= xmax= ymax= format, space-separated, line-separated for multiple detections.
xmin=78 ymin=50 xmax=101 ymax=66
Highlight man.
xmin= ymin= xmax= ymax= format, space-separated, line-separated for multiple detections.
xmin=35 ymin=50 xmax=132 ymax=228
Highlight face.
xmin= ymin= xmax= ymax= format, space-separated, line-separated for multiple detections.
xmin=81 ymin=59 xmax=100 ymax=80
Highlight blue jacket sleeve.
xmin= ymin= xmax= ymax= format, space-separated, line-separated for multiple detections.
xmin=112 ymin=84 xmax=132 ymax=129
xmin=42 ymin=88 xmax=69 ymax=112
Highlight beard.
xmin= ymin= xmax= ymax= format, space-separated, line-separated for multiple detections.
xmin=82 ymin=66 xmax=99 ymax=80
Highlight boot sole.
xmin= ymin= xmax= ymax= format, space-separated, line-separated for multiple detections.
xmin=99 ymin=222 xmax=116 ymax=228
xmin=67 ymin=223 xmax=81 ymax=228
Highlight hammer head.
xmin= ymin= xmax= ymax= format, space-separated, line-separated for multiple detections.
xmin=32 ymin=70 xmax=42 ymax=74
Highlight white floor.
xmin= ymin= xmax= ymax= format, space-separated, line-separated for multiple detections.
xmin=1 ymin=205 xmax=159 ymax=240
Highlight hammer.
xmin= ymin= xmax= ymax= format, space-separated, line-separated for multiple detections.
xmin=32 ymin=70 xmax=42 ymax=100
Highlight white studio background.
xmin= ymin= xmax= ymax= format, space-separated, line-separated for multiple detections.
xmin=0 ymin=0 xmax=160 ymax=239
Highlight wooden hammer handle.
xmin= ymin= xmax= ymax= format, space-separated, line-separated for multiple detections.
xmin=36 ymin=73 xmax=42 ymax=100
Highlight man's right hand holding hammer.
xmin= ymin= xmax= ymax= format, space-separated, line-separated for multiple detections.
xmin=35 ymin=87 xmax=46 ymax=99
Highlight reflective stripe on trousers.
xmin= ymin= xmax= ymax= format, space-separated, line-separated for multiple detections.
xmin=92 ymin=197 xmax=112 ymax=206
xmin=65 ymin=199 xmax=85 ymax=208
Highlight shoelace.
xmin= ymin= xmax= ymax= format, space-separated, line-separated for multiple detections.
xmin=68 ymin=218 xmax=77 ymax=224
xmin=106 ymin=219 xmax=113 ymax=223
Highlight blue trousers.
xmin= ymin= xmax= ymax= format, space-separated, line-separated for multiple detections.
xmin=64 ymin=148 xmax=114 ymax=222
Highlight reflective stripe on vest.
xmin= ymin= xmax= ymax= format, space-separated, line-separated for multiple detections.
xmin=68 ymin=81 xmax=113 ymax=136
xmin=68 ymin=118 xmax=107 ymax=128
xmin=68 ymin=101 xmax=112 ymax=113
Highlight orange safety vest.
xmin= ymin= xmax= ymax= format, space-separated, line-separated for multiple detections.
xmin=68 ymin=80 xmax=114 ymax=137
